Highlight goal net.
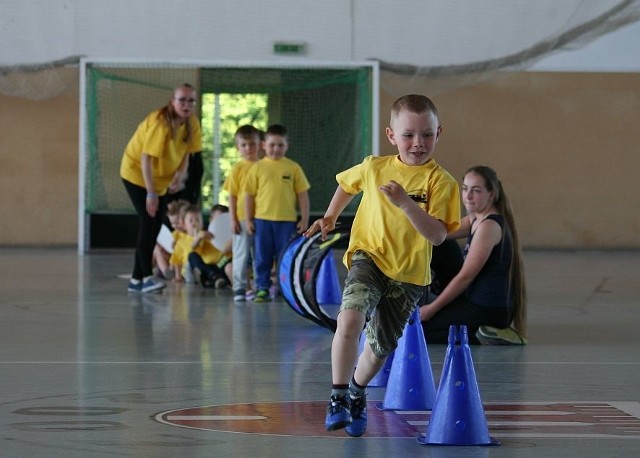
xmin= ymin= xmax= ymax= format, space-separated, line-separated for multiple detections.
xmin=80 ymin=60 xmax=376 ymax=248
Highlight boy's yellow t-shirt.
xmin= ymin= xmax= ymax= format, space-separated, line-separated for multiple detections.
xmin=120 ymin=109 xmax=202 ymax=194
xmin=222 ymin=158 xmax=255 ymax=221
xmin=338 ymin=155 xmax=461 ymax=286
xmin=170 ymin=231 xmax=226 ymax=268
xmin=243 ymin=157 xmax=310 ymax=222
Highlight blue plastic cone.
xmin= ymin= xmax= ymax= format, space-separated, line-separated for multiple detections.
xmin=418 ymin=325 xmax=499 ymax=446
xmin=376 ymin=308 xmax=436 ymax=411
xmin=358 ymin=329 xmax=394 ymax=387
xmin=315 ymin=250 xmax=342 ymax=305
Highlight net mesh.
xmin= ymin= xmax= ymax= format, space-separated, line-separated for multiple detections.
xmin=375 ymin=0 xmax=640 ymax=96
xmin=83 ymin=62 xmax=373 ymax=215
xmin=0 ymin=0 xmax=640 ymax=99
xmin=2 ymin=1 xmax=640 ymax=101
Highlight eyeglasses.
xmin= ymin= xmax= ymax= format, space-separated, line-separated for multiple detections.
xmin=174 ymin=97 xmax=197 ymax=105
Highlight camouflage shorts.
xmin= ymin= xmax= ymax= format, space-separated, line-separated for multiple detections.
xmin=340 ymin=251 xmax=424 ymax=358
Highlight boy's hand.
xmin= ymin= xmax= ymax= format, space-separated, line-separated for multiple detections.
xmin=296 ymin=220 xmax=309 ymax=234
xmin=246 ymin=219 xmax=255 ymax=235
xmin=419 ymin=303 xmax=437 ymax=322
xmin=304 ymin=218 xmax=335 ymax=240
xmin=378 ymin=180 xmax=412 ymax=208
xmin=231 ymin=218 xmax=241 ymax=235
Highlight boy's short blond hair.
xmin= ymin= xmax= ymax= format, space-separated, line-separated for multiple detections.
xmin=390 ymin=94 xmax=439 ymax=127
xmin=234 ymin=124 xmax=261 ymax=142
xmin=265 ymin=124 xmax=288 ymax=140
xmin=167 ymin=199 xmax=190 ymax=217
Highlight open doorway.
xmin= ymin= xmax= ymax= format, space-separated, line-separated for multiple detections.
xmin=200 ymin=93 xmax=268 ymax=211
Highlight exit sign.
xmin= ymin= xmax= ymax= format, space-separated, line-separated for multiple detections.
xmin=273 ymin=42 xmax=306 ymax=55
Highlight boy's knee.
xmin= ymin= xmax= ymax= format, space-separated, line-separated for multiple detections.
xmin=336 ymin=310 xmax=365 ymax=339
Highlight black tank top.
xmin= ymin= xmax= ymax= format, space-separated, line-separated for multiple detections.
xmin=464 ymin=214 xmax=513 ymax=308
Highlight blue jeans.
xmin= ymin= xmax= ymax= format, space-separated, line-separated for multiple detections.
xmin=188 ymin=252 xmax=228 ymax=286
xmin=253 ymin=219 xmax=296 ymax=290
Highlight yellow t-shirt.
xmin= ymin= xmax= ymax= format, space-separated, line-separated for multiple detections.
xmin=169 ymin=231 xmax=188 ymax=267
xmin=338 ymin=155 xmax=461 ymax=286
xmin=243 ymin=157 xmax=310 ymax=222
xmin=222 ymin=158 xmax=256 ymax=221
xmin=170 ymin=231 xmax=226 ymax=267
xmin=120 ymin=109 xmax=202 ymax=194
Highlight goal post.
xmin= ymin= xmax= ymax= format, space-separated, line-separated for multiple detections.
xmin=78 ymin=59 xmax=379 ymax=253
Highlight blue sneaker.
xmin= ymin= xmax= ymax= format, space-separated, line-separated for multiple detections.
xmin=140 ymin=277 xmax=165 ymax=293
xmin=345 ymin=394 xmax=367 ymax=437
xmin=325 ymin=394 xmax=352 ymax=431
xmin=127 ymin=280 xmax=141 ymax=293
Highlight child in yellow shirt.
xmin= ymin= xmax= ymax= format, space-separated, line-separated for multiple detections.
xmin=306 ymin=94 xmax=460 ymax=437
xmin=222 ymin=125 xmax=261 ymax=302
xmin=170 ymin=204 xmax=231 ymax=288
xmin=153 ymin=199 xmax=189 ymax=279
xmin=244 ymin=124 xmax=310 ymax=302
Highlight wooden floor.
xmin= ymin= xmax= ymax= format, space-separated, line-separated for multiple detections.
xmin=0 ymin=248 xmax=639 ymax=457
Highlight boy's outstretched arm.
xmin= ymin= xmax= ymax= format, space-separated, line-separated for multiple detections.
xmin=378 ymin=180 xmax=447 ymax=246
xmin=304 ymin=186 xmax=354 ymax=240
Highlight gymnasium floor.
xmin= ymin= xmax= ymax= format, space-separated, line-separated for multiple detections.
xmin=0 ymin=248 xmax=638 ymax=457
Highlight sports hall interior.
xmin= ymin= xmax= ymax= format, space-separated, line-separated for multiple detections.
xmin=0 ymin=2 xmax=639 ymax=457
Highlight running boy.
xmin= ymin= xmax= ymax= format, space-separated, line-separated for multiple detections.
xmin=305 ymin=94 xmax=461 ymax=437
xmin=244 ymin=124 xmax=310 ymax=303
xmin=222 ymin=125 xmax=262 ymax=302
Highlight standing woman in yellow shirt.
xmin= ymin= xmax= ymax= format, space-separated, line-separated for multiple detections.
xmin=120 ymin=83 xmax=202 ymax=293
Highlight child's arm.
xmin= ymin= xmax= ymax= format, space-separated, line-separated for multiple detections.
xmin=446 ymin=215 xmax=472 ymax=240
xmin=296 ymin=190 xmax=310 ymax=234
xmin=305 ymin=186 xmax=353 ymax=240
xmin=245 ymin=194 xmax=256 ymax=235
xmin=228 ymin=194 xmax=241 ymax=234
xmin=378 ymin=180 xmax=447 ymax=246
xmin=191 ymin=230 xmax=213 ymax=250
